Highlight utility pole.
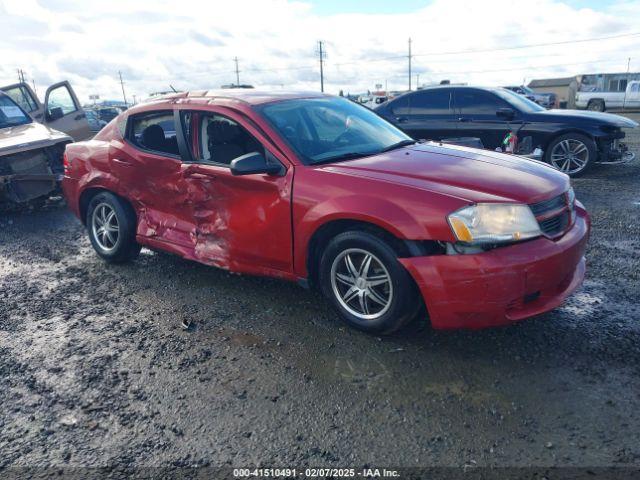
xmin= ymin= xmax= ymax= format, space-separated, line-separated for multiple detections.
xmin=318 ymin=41 xmax=325 ymax=93
xmin=234 ymin=57 xmax=240 ymax=86
xmin=622 ymin=57 xmax=631 ymax=110
xmin=17 ymin=69 xmax=26 ymax=83
xmin=118 ymin=71 xmax=128 ymax=106
xmin=408 ymin=38 xmax=412 ymax=91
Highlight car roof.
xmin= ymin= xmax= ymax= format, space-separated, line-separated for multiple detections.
xmin=144 ymin=89 xmax=328 ymax=107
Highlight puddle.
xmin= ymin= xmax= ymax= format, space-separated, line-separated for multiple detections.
xmin=560 ymin=289 xmax=605 ymax=317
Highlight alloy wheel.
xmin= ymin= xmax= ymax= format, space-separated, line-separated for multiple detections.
xmin=550 ymin=139 xmax=589 ymax=174
xmin=330 ymin=248 xmax=393 ymax=321
xmin=91 ymin=203 xmax=120 ymax=251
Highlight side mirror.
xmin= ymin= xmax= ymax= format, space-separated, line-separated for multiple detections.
xmin=230 ymin=152 xmax=283 ymax=176
xmin=47 ymin=107 xmax=64 ymax=121
xmin=496 ymin=107 xmax=516 ymax=120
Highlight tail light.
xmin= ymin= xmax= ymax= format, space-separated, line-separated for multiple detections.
xmin=63 ymin=152 xmax=71 ymax=175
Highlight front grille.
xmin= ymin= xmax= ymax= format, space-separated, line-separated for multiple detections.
xmin=530 ymin=193 xmax=571 ymax=238
xmin=529 ymin=194 xmax=565 ymax=216
xmin=538 ymin=210 xmax=570 ymax=237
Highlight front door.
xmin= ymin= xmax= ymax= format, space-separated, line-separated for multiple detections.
xmin=177 ymin=107 xmax=294 ymax=276
xmin=626 ymin=82 xmax=640 ymax=108
xmin=43 ymin=81 xmax=92 ymax=140
xmin=453 ymin=88 xmax=523 ymax=150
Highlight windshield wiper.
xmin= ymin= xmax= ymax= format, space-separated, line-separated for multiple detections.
xmin=310 ymin=151 xmax=374 ymax=165
xmin=379 ymin=139 xmax=417 ymax=153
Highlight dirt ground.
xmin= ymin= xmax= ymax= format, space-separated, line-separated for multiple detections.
xmin=1 ymin=114 xmax=639 ymax=477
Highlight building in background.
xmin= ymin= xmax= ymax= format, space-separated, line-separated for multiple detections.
xmin=529 ymin=72 xmax=640 ymax=109
xmin=528 ymin=76 xmax=578 ymax=108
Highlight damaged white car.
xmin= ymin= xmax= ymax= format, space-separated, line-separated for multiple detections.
xmin=0 ymin=91 xmax=72 ymax=205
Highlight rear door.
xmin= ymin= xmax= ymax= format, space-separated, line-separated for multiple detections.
xmin=453 ymin=88 xmax=522 ymax=149
xmin=43 ymin=81 xmax=92 ymax=140
xmin=114 ymin=109 xmax=195 ymax=248
xmin=383 ymin=89 xmax=457 ymax=141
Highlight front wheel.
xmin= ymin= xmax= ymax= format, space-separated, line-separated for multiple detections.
xmin=545 ymin=133 xmax=596 ymax=177
xmin=319 ymin=231 xmax=421 ymax=334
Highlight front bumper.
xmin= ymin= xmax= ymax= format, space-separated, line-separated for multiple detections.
xmin=400 ymin=208 xmax=590 ymax=329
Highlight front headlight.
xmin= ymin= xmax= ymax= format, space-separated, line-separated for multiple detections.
xmin=447 ymin=203 xmax=541 ymax=245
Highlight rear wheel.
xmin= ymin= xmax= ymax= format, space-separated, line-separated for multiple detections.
xmin=86 ymin=192 xmax=141 ymax=263
xmin=319 ymin=231 xmax=421 ymax=334
xmin=545 ymin=133 xmax=596 ymax=177
xmin=587 ymin=99 xmax=605 ymax=112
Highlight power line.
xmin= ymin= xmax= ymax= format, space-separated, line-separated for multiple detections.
xmin=331 ymin=31 xmax=640 ymax=67
xmin=413 ymin=31 xmax=640 ymax=58
xmin=381 ymin=58 xmax=628 ymax=80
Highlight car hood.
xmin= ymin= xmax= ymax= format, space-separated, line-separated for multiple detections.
xmin=319 ymin=142 xmax=570 ymax=205
xmin=529 ymin=109 xmax=639 ymax=128
xmin=0 ymin=122 xmax=72 ymax=156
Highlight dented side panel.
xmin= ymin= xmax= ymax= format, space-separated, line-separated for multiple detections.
xmin=65 ymin=106 xmax=296 ymax=279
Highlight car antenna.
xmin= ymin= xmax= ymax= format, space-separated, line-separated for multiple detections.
xmin=169 ymin=84 xmax=178 ymax=93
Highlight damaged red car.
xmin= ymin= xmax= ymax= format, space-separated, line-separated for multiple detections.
xmin=62 ymin=90 xmax=589 ymax=333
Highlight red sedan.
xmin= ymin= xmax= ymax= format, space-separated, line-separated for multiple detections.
xmin=62 ymin=90 xmax=589 ymax=333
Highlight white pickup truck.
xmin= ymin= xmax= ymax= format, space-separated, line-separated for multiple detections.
xmin=576 ymin=80 xmax=640 ymax=112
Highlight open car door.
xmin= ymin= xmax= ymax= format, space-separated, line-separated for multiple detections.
xmin=0 ymin=82 xmax=45 ymax=122
xmin=1 ymin=80 xmax=92 ymax=141
xmin=43 ymin=81 xmax=92 ymax=141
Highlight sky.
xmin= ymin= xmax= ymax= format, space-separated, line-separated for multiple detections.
xmin=0 ymin=0 xmax=638 ymax=104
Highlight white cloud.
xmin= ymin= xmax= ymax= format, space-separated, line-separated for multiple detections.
xmin=0 ymin=0 xmax=638 ymax=103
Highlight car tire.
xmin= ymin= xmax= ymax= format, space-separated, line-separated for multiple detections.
xmin=587 ymin=99 xmax=605 ymax=112
xmin=545 ymin=133 xmax=596 ymax=177
xmin=319 ymin=230 xmax=421 ymax=334
xmin=86 ymin=192 xmax=141 ymax=263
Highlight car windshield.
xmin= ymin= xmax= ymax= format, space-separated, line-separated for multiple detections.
xmin=259 ymin=97 xmax=413 ymax=164
xmin=0 ymin=94 xmax=32 ymax=129
xmin=494 ymin=88 xmax=545 ymax=113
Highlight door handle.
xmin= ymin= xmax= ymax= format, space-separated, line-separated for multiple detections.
xmin=112 ymin=158 xmax=132 ymax=166
xmin=395 ymin=116 xmax=408 ymax=123
xmin=458 ymin=117 xmax=472 ymax=122
xmin=75 ymin=113 xmax=86 ymax=120
xmin=185 ymin=172 xmax=214 ymax=180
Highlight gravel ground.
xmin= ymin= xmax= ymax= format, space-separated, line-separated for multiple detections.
xmin=1 ymin=115 xmax=639 ymax=477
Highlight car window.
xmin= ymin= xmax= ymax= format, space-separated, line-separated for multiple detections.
xmin=47 ymin=85 xmax=77 ymax=116
xmin=128 ymin=110 xmax=179 ymax=156
xmin=0 ymin=94 xmax=32 ymax=128
xmin=455 ymin=89 xmax=506 ymax=115
xmin=3 ymin=85 xmax=38 ymax=112
xmin=389 ymin=95 xmax=410 ymax=115
xmin=494 ymin=88 xmax=545 ymax=113
xmin=632 ymin=83 xmax=639 ymax=93
xmin=409 ymin=89 xmax=452 ymax=115
xmin=185 ymin=112 xmax=264 ymax=166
